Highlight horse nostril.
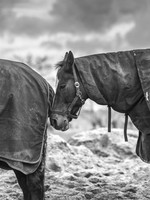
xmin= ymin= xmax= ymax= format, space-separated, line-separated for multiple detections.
xmin=64 ymin=119 xmax=68 ymax=124
xmin=51 ymin=118 xmax=57 ymax=128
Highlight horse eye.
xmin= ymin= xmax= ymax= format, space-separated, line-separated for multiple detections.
xmin=59 ymin=84 xmax=66 ymax=90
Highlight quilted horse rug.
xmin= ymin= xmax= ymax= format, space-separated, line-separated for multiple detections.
xmin=0 ymin=59 xmax=54 ymax=174
xmin=74 ymin=49 xmax=150 ymax=163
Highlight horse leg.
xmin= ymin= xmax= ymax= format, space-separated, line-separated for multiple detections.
xmin=14 ymin=159 xmax=45 ymax=200
xmin=14 ymin=170 xmax=31 ymax=200
xmin=26 ymin=162 xmax=45 ymax=200
xmin=26 ymin=134 xmax=47 ymax=200
xmin=14 ymin=155 xmax=46 ymax=199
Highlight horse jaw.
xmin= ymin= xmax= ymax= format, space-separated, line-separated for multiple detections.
xmin=50 ymin=114 xmax=69 ymax=131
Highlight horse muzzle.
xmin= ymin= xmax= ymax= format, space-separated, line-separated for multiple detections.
xmin=50 ymin=113 xmax=69 ymax=131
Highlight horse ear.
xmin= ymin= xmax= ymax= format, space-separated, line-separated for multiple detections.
xmin=64 ymin=51 xmax=74 ymax=73
xmin=63 ymin=52 xmax=69 ymax=62
xmin=67 ymin=51 xmax=74 ymax=69
xmin=67 ymin=51 xmax=74 ymax=65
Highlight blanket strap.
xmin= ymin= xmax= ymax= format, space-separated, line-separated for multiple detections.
xmin=124 ymin=114 xmax=128 ymax=142
xmin=108 ymin=106 xmax=111 ymax=132
xmin=107 ymin=106 xmax=128 ymax=141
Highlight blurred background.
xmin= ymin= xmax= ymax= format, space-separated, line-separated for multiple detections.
xmin=1 ymin=0 xmax=150 ymax=135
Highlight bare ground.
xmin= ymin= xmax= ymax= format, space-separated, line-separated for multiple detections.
xmin=0 ymin=128 xmax=150 ymax=200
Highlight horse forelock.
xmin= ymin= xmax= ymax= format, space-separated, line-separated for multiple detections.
xmin=55 ymin=61 xmax=64 ymax=80
xmin=55 ymin=61 xmax=64 ymax=77
xmin=55 ymin=61 xmax=64 ymax=70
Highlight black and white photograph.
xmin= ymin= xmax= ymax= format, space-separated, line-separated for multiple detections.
xmin=0 ymin=0 xmax=150 ymax=199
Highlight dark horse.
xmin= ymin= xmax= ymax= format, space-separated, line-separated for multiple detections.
xmin=0 ymin=59 xmax=54 ymax=200
xmin=51 ymin=49 xmax=150 ymax=164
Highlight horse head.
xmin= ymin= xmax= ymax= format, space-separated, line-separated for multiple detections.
xmin=51 ymin=51 xmax=88 ymax=131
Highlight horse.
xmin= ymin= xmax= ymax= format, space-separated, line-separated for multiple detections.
xmin=51 ymin=49 xmax=150 ymax=164
xmin=0 ymin=59 xmax=54 ymax=200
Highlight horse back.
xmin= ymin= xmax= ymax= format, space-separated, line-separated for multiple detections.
xmin=0 ymin=59 xmax=52 ymax=174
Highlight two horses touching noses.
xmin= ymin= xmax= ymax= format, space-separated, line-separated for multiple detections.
xmin=0 ymin=48 xmax=150 ymax=200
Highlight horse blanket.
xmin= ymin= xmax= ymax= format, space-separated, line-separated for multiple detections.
xmin=0 ymin=59 xmax=54 ymax=174
xmin=75 ymin=49 xmax=150 ymax=163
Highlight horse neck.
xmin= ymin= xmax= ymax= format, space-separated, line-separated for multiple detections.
xmin=73 ymin=63 xmax=88 ymax=101
xmin=76 ymin=52 xmax=142 ymax=113
xmin=75 ymin=56 xmax=108 ymax=106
